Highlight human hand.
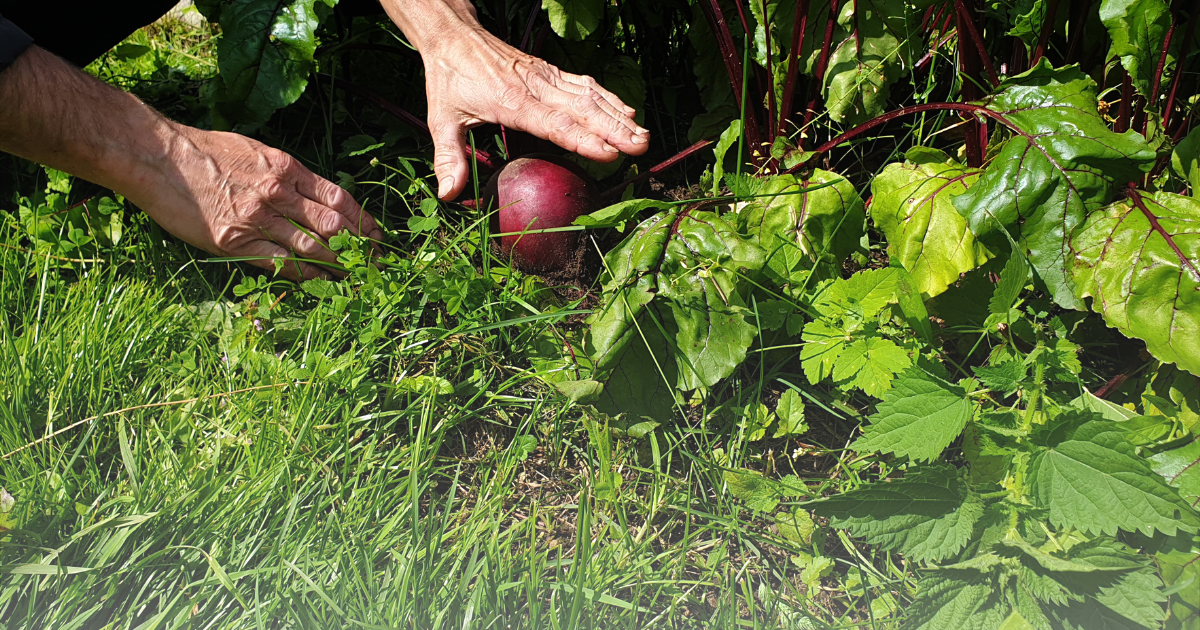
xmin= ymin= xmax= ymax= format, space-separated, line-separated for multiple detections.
xmin=130 ymin=123 xmax=383 ymax=281
xmin=381 ymin=0 xmax=650 ymax=200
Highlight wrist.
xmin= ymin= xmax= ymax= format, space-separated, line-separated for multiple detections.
xmin=379 ymin=0 xmax=481 ymax=54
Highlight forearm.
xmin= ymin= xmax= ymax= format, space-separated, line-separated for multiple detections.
xmin=378 ymin=0 xmax=483 ymax=54
xmin=0 ymin=46 xmax=173 ymax=195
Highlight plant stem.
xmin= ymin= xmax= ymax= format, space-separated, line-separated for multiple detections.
xmin=1030 ymin=0 xmax=1060 ymax=66
xmin=600 ymin=139 xmax=716 ymax=201
xmin=518 ymin=3 xmax=540 ymax=52
xmin=778 ymin=0 xmax=812 ymax=135
xmin=956 ymin=0 xmax=988 ymax=167
xmin=699 ymin=0 xmax=765 ymax=150
xmin=787 ymin=102 xmax=1021 ymax=173
xmin=1064 ymin=0 xmax=1090 ymax=64
xmin=1162 ymin=2 xmax=1199 ymax=133
xmin=801 ymin=0 xmax=841 ymax=148
xmin=762 ymin=0 xmax=778 ymax=138
xmin=1115 ymin=71 xmax=1134 ymax=133
xmin=955 ymin=0 xmax=1000 ymax=87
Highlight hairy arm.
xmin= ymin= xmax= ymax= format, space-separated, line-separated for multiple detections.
xmin=378 ymin=0 xmax=650 ymax=199
xmin=0 ymin=47 xmax=381 ymax=280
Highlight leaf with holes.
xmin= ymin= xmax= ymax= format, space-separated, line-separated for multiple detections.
xmin=871 ymin=148 xmax=991 ymax=298
xmin=737 ymin=171 xmax=865 ymax=289
xmin=209 ymin=0 xmax=336 ymax=126
xmin=1070 ymin=191 xmax=1200 ymax=377
xmin=952 ymin=63 xmax=1156 ymax=309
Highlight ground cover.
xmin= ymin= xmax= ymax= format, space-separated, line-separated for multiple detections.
xmin=1 ymin=1 xmax=1199 ymax=628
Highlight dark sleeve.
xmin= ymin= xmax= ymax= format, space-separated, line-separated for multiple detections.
xmin=0 ymin=12 xmax=35 ymax=74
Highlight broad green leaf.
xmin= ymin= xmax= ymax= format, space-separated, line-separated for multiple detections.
xmin=1155 ymin=534 xmax=1200 ymax=629
xmin=953 ymin=63 xmax=1156 ymax=309
xmin=210 ymin=0 xmax=335 ymax=126
xmin=832 ymin=336 xmax=911 ymax=397
xmin=738 ymin=171 xmax=865 ymax=287
xmin=1070 ymin=191 xmax=1200 ymax=377
xmin=810 ymin=267 xmax=903 ymax=319
xmin=1149 ymin=436 xmax=1200 ymax=505
xmin=773 ymin=389 xmax=808 ymax=438
xmin=811 ymin=463 xmax=983 ymax=562
xmin=686 ymin=4 xmax=739 ymax=142
xmin=574 ymin=199 xmax=672 ymax=230
xmin=852 ymin=368 xmax=973 ymax=462
xmin=1029 ymin=421 xmax=1200 ymax=537
xmin=906 ymin=574 xmax=1007 ymax=630
xmin=870 ymin=149 xmax=990 ymax=298
xmin=1171 ymin=126 xmax=1200 ymax=196
xmin=588 ymin=207 xmax=765 ymax=397
xmin=822 ymin=0 xmax=918 ymax=125
xmin=1100 ymin=0 xmax=1172 ymax=97
xmin=542 ymin=0 xmax=603 ymax=41
xmin=799 ymin=319 xmax=847 ymax=385
xmin=592 ymin=299 xmax=681 ymax=421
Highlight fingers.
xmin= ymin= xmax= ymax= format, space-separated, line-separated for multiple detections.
xmin=293 ymin=171 xmax=384 ymax=241
xmin=560 ymin=72 xmax=637 ymax=119
xmin=240 ymin=239 xmax=330 ymax=282
xmin=429 ymin=114 xmax=471 ymax=200
xmin=518 ymin=69 xmax=650 ymax=159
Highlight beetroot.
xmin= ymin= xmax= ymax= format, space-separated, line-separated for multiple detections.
xmin=492 ymin=157 xmax=598 ymax=271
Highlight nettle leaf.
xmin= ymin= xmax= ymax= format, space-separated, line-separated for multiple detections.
xmin=1099 ymin=0 xmax=1172 ymax=97
xmin=906 ymin=574 xmax=1006 ymax=630
xmin=871 ymin=148 xmax=991 ymax=298
xmin=952 ymin=63 xmax=1156 ymax=309
xmin=853 ymin=368 xmax=974 ymax=462
xmin=831 ymin=336 xmax=911 ymax=397
xmin=210 ymin=0 xmax=335 ymax=126
xmin=774 ymin=389 xmax=808 ymax=438
xmin=811 ymin=463 xmax=983 ymax=563
xmin=1029 ymin=420 xmax=1200 ymax=537
xmin=822 ymin=0 xmax=918 ymax=125
xmin=737 ymin=171 xmax=866 ymax=288
xmin=1070 ymin=191 xmax=1200 ymax=377
xmin=588 ymin=206 xmax=765 ymax=406
xmin=542 ymin=0 xmax=604 ymax=41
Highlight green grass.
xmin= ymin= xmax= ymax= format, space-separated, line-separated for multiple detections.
xmin=0 ymin=11 xmax=911 ymax=630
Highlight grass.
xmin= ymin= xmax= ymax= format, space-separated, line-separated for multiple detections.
xmin=0 ymin=10 xmax=912 ymax=629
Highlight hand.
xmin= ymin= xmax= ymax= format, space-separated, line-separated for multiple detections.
xmin=130 ymin=123 xmax=383 ymax=281
xmin=382 ymin=1 xmax=651 ymax=200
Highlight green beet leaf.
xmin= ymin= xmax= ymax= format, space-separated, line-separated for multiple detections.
xmin=542 ymin=0 xmax=604 ymax=41
xmin=1099 ymin=0 xmax=1172 ymax=97
xmin=811 ymin=463 xmax=983 ymax=563
xmin=737 ymin=171 xmax=865 ymax=288
xmin=1029 ymin=420 xmax=1200 ymax=537
xmin=870 ymin=149 xmax=991 ymax=298
xmin=852 ymin=368 xmax=974 ymax=462
xmin=952 ymin=62 xmax=1156 ymax=309
xmin=210 ymin=0 xmax=336 ymax=126
xmin=1070 ymin=191 xmax=1200 ymax=377
xmin=821 ymin=0 xmax=918 ymax=125
xmin=588 ymin=206 xmax=765 ymax=406
xmin=1149 ymin=435 xmax=1200 ymax=506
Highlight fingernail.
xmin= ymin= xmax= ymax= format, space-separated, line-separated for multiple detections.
xmin=438 ymin=176 xmax=455 ymax=199
xmin=625 ymin=107 xmax=636 ymax=116
xmin=635 ymin=126 xmax=650 ymax=135
xmin=632 ymin=134 xmax=648 ymax=145
xmin=603 ymin=144 xmax=619 ymax=154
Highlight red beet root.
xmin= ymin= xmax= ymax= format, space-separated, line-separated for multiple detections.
xmin=493 ymin=157 xmax=597 ymax=271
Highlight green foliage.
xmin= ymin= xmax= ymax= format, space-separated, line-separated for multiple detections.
xmin=953 ymin=63 xmax=1157 ymax=309
xmin=1071 ymin=191 xmax=1200 ymax=376
xmin=1100 ymin=0 xmax=1172 ymax=97
xmin=852 ymin=369 xmax=974 ymax=462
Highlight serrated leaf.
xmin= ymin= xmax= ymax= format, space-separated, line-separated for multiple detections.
xmin=870 ymin=149 xmax=991 ymax=298
xmin=773 ymin=389 xmax=808 ymax=438
xmin=1070 ymin=191 xmax=1200 ymax=377
xmin=776 ymin=508 xmax=815 ymax=545
xmin=1029 ymin=420 xmax=1200 ymax=537
xmin=852 ymin=368 xmax=973 ymax=462
xmin=724 ymin=470 xmax=782 ymax=512
xmin=800 ymin=320 xmax=847 ymax=384
xmin=1100 ymin=0 xmax=1172 ymax=97
xmin=832 ymin=336 xmax=911 ymax=397
xmin=737 ymin=171 xmax=866 ymax=287
xmin=991 ymin=250 xmax=1031 ymax=315
xmin=811 ymin=463 xmax=983 ymax=562
xmin=907 ymin=574 xmax=1007 ymax=630
xmin=211 ymin=0 xmax=334 ymax=126
xmin=542 ymin=0 xmax=603 ymax=40
xmin=975 ymin=361 xmax=1028 ymax=397
xmin=952 ymin=63 xmax=1156 ymax=309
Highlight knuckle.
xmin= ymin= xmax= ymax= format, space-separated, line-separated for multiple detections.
xmin=261 ymin=177 xmax=291 ymax=203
